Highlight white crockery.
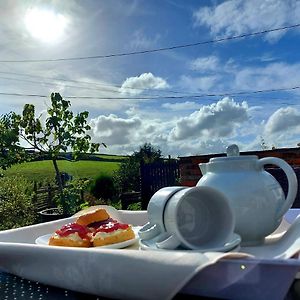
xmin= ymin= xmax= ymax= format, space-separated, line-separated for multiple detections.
xmin=156 ymin=186 xmax=236 ymax=250
xmin=197 ymin=144 xmax=298 ymax=246
xmin=138 ymin=186 xmax=186 ymax=240
xmin=140 ymin=233 xmax=241 ymax=252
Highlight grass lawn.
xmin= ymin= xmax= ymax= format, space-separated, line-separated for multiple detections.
xmin=4 ymin=160 xmax=121 ymax=183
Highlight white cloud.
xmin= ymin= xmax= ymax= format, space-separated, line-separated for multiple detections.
xmin=170 ymin=97 xmax=249 ymax=141
xmin=87 ymin=98 xmax=298 ymax=157
xmin=120 ymin=72 xmax=169 ymax=96
xmin=264 ymin=107 xmax=300 ymax=134
xmin=183 ymin=56 xmax=300 ymax=98
xmin=90 ymin=114 xmax=142 ymax=145
xmin=233 ymin=62 xmax=300 ymax=91
xmin=162 ymin=101 xmax=200 ymax=111
xmin=262 ymin=106 xmax=300 ymax=148
xmin=189 ymin=55 xmax=220 ymax=72
xmin=194 ymin=0 xmax=300 ymax=43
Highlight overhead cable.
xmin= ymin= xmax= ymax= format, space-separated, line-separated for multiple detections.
xmin=0 ymin=84 xmax=299 ymax=100
xmin=0 ymin=23 xmax=299 ymax=63
xmin=0 ymin=71 xmax=197 ymax=96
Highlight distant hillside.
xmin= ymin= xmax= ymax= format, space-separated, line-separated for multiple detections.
xmin=4 ymin=159 xmax=122 ymax=183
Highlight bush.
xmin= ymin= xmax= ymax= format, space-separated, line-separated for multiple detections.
xmin=89 ymin=174 xmax=117 ymax=202
xmin=113 ymin=143 xmax=162 ymax=194
xmin=113 ymin=156 xmax=140 ymax=193
xmin=54 ymin=178 xmax=90 ymax=216
xmin=0 ymin=176 xmax=36 ymax=230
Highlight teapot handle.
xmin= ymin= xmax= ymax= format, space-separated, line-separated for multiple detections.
xmin=257 ymin=157 xmax=298 ymax=218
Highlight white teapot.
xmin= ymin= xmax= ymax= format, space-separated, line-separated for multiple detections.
xmin=197 ymin=144 xmax=298 ymax=245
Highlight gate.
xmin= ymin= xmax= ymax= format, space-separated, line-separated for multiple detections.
xmin=140 ymin=160 xmax=180 ymax=209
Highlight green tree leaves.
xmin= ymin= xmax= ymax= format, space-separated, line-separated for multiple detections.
xmin=0 ymin=112 xmax=26 ymax=171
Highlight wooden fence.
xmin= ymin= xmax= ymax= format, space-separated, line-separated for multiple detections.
xmin=140 ymin=160 xmax=180 ymax=209
xmin=32 ymin=183 xmax=85 ymax=213
xmin=32 ymin=183 xmax=59 ymax=212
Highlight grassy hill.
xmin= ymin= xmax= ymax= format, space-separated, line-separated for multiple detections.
xmin=4 ymin=157 xmax=123 ymax=183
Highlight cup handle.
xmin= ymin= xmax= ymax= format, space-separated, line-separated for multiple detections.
xmin=138 ymin=222 xmax=161 ymax=240
xmin=156 ymin=234 xmax=181 ymax=250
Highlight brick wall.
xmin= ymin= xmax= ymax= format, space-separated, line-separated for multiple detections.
xmin=179 ymin=147 xmax=300 ymax=186
xmin=179 ymin=147 xmax=300 ymax=208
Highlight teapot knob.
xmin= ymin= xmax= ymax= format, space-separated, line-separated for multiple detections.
xmin=226 ymin=144 xmax=240 ymax=157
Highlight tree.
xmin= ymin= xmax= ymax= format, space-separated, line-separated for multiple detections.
xmin=0 ymin=112 xmax=26 ymax=172
xmin=133 ymin=143 xmax=162 ymax=163
xmin=15 ymin=92 xmax=105 ymax=199
xmin=114 ymin=143 xmax=162 ymax=193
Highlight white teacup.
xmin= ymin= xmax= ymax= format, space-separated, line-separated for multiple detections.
xmin=155 ymin=186 xmax=235 ymax=250
xmin=138 ymin=186 xmax=187 ymax=240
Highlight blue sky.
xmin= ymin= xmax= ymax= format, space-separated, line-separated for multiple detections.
xmin=0 ymin=0 xmax=300 ymax=156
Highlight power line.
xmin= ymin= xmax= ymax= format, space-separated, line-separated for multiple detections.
xmin=0 ymin=84 xmax=299 ymax=100
xmin=1 ymin=71 xmax=298 ymax=100
xmin=0 ymin=71 xmax=195 ymax=96
xmin=0 ymin=92 xmax=47 ymax=98
xmin=0 ymin=23 xmax=299 ymax=63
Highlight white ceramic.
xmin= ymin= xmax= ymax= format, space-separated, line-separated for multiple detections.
xmin=197 ymin=144 xmax=298 ymax=246
xmin=155 ymin=186 xmax=235 ymax=250
xmin=35 ymin=226 xmax=141 ymax=249
xmin=140 ymin=233 xmax=241 ymax=252
xmin=138 ymin=186 xmax=186 ymax=240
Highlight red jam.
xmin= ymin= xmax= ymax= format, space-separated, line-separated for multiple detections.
xmin=56 ymin=223 xmax=91 ymax=240
xmin=88 ymin=218 xmax=116 ymax=229
xmin=95 ymin=222 xmax=129 ymax=233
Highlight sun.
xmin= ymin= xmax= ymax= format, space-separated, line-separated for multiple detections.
xmin=25 ymin=8 xmax=68 ymax=43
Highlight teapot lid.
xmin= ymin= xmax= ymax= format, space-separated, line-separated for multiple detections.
xmin=209 ymin=144 xmax=257 ymax=163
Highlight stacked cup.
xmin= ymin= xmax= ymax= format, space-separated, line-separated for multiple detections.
xmin=138 ymin=186 xmax=241 ymax=251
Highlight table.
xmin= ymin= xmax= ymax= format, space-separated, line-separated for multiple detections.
xmin=0 ymin=271 xmax=103 ymax=300
xmin=0 ymin=271 xmax=230 ymax=300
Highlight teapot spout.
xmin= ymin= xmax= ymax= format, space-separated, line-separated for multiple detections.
xmin=199 ymin=163 xmax=207 ymax=175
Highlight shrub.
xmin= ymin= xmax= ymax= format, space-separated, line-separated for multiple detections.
xmin=0 ymin=176 xmax=35 ymax=230
xmin=89 ymin=174 xmax=117 ymax=202
xmin=113 ymin=156 xmax=140 ymax=193
xmin=113 ymin=143 xmax=162 ymax=194
xmin=54 ymin=178 xmax=90 ymax=216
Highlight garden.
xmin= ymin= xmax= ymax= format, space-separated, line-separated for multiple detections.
xmin=0 ymin=93 xmax=163 ymax=230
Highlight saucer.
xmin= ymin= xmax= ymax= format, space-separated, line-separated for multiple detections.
xmin=139 ymin=233 xmax=241 ymax=252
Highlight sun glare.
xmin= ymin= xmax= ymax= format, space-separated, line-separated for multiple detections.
xmin=25 ymin=8 xmax=68 ymax=43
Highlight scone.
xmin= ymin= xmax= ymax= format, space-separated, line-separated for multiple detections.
xmin=49 ymin=223 xmax=92 ymax=247
xmin=48 ymin=208 xmax=135 ymax=248
xmin=92 ymin=221 xmax=135 ymax=247
xmin=76 ymin=208 xmax=110 ymax=227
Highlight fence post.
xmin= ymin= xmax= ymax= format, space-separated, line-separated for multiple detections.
xmin=33 ymin=181 xmax=38 ymax=204
xmin=47 ymin=183 xmax=52 ymax=207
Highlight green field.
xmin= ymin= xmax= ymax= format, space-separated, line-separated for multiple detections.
xmin=4 ymin=159 xmax=121 ymax=183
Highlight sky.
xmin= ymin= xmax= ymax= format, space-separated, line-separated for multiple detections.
xmin=0 ymin=0 xmax=300 ymax=157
